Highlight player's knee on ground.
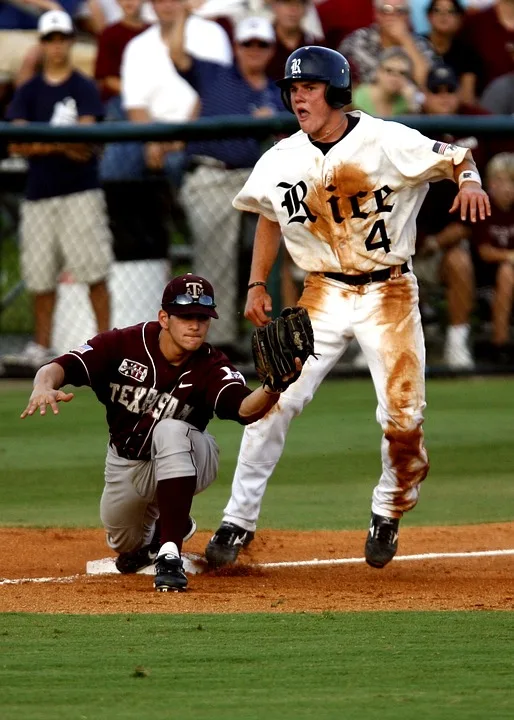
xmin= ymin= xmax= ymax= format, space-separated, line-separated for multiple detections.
xmin=105 ymin=526 xmax=145 ymax=554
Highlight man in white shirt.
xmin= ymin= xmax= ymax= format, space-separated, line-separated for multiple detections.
xmin=100 ymin=0 xmax=232 ymax=184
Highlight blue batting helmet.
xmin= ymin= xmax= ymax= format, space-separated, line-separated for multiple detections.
xmin=276 ymin=46 xmax=352 ymax=113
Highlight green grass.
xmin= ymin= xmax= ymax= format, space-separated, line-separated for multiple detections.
xmin=1 ymin=377 xmax=513 ymax=529
xmin=1 ymin=378 xmax=513 ymax=720
xmin=0 ymin=613 xmax=513 ymax=720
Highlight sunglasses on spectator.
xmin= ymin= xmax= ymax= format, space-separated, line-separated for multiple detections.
xmin=378 ymin=4 xmax=409 ymax=14
xmin=240 ymin=40 xmax=272 ymax=49
xmin=170 ymin=294 xmax=217 ymax=308
xmin=381 ymin=65 xmax=410 ymax=78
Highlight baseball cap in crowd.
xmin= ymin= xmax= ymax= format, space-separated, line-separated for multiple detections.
xmin=426 ymin=65 xmax=458 ymax=93
xmin=38 ymin=10 xmax=75 ymax=38
xmin=161 ymin=274 xmax=218 ymax=319
xmin=234 ymin=16 xmax=276 ymax=45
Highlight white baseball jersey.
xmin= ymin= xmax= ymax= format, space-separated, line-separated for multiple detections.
xmin=233 ymin=111 xmax=468 ymax=274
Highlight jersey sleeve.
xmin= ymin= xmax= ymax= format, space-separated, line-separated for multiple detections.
xmin=205 ymin=361 xmax=253 ymax=422
xmin=382 ymin=121 xmax=470 ymax=187
xmin=232 ymin=151 xmax=278 ymax=221
xmin=53 ymin=329 xmax=122 ymax=388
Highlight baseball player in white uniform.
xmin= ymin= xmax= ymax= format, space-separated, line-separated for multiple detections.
xmin=205 ymin=46 xmax=491 ymax=570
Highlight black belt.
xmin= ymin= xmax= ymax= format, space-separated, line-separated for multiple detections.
xmin=324 ymin=262 xmax=409 ymax=286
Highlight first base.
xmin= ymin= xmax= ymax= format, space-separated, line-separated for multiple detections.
xmin=86 ymin=553 xmax=207 ymax=576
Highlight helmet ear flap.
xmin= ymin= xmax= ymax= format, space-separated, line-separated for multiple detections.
xmin=281 ymin=87 xmax=294 ymax=113
xmin=325 ymin=86 xmax=352 ymax=109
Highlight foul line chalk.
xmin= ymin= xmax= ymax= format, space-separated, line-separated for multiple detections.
xmin=257 ymin=548 xmax=514 ymax=569
xmin=1 ymin=548 xmax=513 ymax=586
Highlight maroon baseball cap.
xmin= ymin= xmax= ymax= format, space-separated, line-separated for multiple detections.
xmin=161 ymin=274 xmax=218 ymax=319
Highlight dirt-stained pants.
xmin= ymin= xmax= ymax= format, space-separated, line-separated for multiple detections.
xmin=222 ymin=271 xmax=429 ymax=532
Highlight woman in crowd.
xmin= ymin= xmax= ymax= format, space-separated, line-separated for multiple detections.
xmin=351 ymin=47 xmax=420 ymax=117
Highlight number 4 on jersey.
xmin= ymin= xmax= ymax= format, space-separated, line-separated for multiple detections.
xmin=365 ymin=219 xmax=391 ymax=253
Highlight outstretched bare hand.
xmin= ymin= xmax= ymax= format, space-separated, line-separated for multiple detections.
xmin=21 ymin=389 xmax=74 ymax=419
xmin=450 ymin=182 xmax=491 ymax=223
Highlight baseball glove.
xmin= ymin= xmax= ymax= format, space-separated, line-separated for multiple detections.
xmin=252 ymin=306 xmax=315 ymax=393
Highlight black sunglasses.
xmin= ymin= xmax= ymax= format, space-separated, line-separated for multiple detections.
xmin=240 ymin=40 xmax=272 ymax=49
xmin=171 ymin=293 xmax=216 ymax=308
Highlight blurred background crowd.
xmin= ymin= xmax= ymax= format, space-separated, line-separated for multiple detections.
xmin=1 ymin=0 xmax=514 ymax=374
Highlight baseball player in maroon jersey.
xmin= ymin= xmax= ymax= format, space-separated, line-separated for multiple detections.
xmin=21 ymin=274 xmax=300 ymax=592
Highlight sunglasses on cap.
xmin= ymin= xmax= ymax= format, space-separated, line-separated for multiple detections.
xmin=170 ymin=293 xmax=217 ymax=308
xmin=240 ymin=40 xmax=272 ymax=49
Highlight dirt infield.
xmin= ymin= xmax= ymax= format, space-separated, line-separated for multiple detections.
xmin=1 ymin=523 xmax=513 ymax=614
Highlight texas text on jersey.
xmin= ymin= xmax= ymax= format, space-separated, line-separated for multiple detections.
xmin=53 ymin=321 xmax=252 ymax=460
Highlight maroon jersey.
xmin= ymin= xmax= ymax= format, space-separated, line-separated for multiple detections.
xmin=472 ymin=202 xmax=514 ymax=250
xmin=54 ymin=321 xmax=252 ymax=460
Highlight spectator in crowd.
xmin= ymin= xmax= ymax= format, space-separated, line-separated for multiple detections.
xmin=480 ymin=41 xmax=514 ymax=113
xmin=100 ymin=0 xmax=232 ymax=184
xmin=0 ymin=0 xmax=98 ymax=87
xmin=314 ymin=0 xmax=373 ymax=50
xmin=339 ymin=0 xmax=436 ymax=87
xmin=266 ymin=0 xmax=323 ymax=81
xmin=170 ymin=9 xmax=284 ymax=355
xmin=187 ymin=0 xmax=325 ymax=43
xmin=351 ymin=47 xmax=421 ymax=116
xmin=473 ymin=153 xmax=514 ymax=364
xmin=424 ymin=0 xmax=481 ymax=105
xmin=415 ymin=63 xmax=492 ymax=368
xmin=409 ymin=0 xmax=495 ymax=35
xmin=421 ymin=64 xmax=489 ymax=118
xmin=94 ymin=0 xmax=149 ymax=107
xmin=86 ymin=0 xmax=156 ymax=33
xmin=415 ymin=179 xmax=475 ymax=368
xmin=3 ymin=11 xmax=113 ymax=371
xmin=459 ymin=0 xmax=514 ymax=96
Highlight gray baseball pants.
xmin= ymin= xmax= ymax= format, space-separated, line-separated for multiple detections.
xmin=100 ymin=419 xmax=219 ymax=553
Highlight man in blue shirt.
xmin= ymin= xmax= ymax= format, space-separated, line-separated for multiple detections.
xmin=170 ymin=8 xmax=284 ymax=356
xmin=4 ymin=10 xmax=113 ymax=372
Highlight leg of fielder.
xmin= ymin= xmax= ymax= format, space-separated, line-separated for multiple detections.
xmin=206 ymin=275 xmax=354 ymax=567
xmin=152 ymin=419 xmax=219 ymax=592
xmin=353 ymin=273 xmax=429 ymax=568
xmin=101 ymin=419 xmax=218 ymax=588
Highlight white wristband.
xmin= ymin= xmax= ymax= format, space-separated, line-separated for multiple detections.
xmin=458 ymin=170 xmax=482 ymax=188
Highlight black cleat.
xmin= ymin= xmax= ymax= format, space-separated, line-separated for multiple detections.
xmin=154 ymin=543 xmax=188 ymax=592
xmin=116 ymin=516 xmax=196 ymax=574
xmin=365 ymin=512 xmax=399 ymax=568
xmin=205 ymin=522 xmax=255 ymax=568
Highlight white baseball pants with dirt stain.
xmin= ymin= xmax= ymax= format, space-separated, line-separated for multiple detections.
xmin=223 ymin=271 xmax=429 ymax=532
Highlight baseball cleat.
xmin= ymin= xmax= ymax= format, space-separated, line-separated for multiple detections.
xmin=365 ymin=512 xmax=399 ymax=568
xmin=154 ymin=542 xmax=188 ymax=592
xmin=116 ymin=516 xmax=196 ymax=574
xmin=205 ymin=522 xmax=255 ymax=568
xmin=116 ymin=544 xmax=159 ymax=574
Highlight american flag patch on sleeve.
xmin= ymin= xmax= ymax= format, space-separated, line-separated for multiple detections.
xmin=432 ymin=141 xmax=453 ymax=155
